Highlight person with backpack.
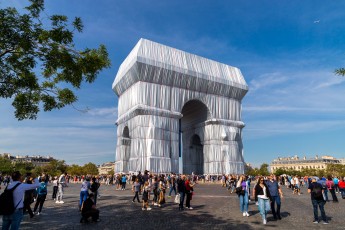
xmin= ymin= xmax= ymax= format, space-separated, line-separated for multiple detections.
xmin=1 ymin=171 xmax=40 ymax=230
xmin=33 ymin=176 xmax=48 ymax=215
xmin=308 ymin=177 xmax=328 ymax=224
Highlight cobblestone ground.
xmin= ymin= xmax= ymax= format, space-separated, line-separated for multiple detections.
xmin=1 ymin=183 xmax=344 ymax=230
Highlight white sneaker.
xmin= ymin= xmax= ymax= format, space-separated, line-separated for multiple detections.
xmin=37 ymin=212 xmax=40 ymax=215
xmin=188 ymin=207 xmax=193 ymax=210
xmin=263 ymin=219 xmax=267 ymax=225
xmin=246 ymin=212 xmax=250 ymax=217
xmin=154 ymin=203 xmax=158 ymax=206
xmin=55 ymin=201 xmax=60 ymax=204
xmin=243 ymin=212 xmax=246 ymax=216
xmin=147 ymin=207 xmax=152 ymax=210
xmin=142 ymin=208 xmax=145 ymax=211
xmin=60 ymin=201 xmax=64 ymax=204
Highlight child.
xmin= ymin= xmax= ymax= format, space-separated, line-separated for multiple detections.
xmin=142 ymin=181 xmax=151 ymax=210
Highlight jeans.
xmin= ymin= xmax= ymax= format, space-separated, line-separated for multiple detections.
xmin=80 ymin=191 xmax=89 ymax=207
xmin=169 ymin=186 xmax=176 ymax=196
xmin=93 ymin=190 xmax=98 ymax=205
xmin=34 ymin=194 xmax=47 ymax=213
xmin=238 ymin=191 xmax=249 ymax=213
xmin=270 ymin=196 xmax=281 ymax=218
xmin=340 ymin=188 xmax=345 ymax=197
xmin=258 ymin=197 xmax=271 ymax=220
xmin=179 ymin=192 xmax=185 ymax=210
xmin=329 ymin=189 xmax=338 ymax=202
xmin=186 ymin=192 xmax=192 ymax=208
xmin=52 ymin=186 xmax=58 ymax=199
xmin=57 ymin=185 xmax=64 ymax=201
xmin=323 ymin=189 xmax=328 ymax=201
xmin=312 ymin=199 xmax=327 ymax=222
xmin=132 ymin=191 xmax=140 ymax=202
xmin=2 ymin=208 xmax=24 ymax=230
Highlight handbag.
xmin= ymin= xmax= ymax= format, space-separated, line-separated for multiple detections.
xmin=235 ymin=187 xmax=245 ymax=195
xmin=174 ymin=194 xmax=180 ymax=204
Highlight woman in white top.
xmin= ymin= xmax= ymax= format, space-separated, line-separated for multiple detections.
xmin=254 ymin=177 xmax=272 ymax=225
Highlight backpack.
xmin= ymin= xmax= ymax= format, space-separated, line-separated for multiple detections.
xmin=37 ymin=183 xmax=47 ymax=196
xmin=312 ymin=184 xmax=323 ymax=200
xmin=0 ymin=183 xmax=22 ymax=215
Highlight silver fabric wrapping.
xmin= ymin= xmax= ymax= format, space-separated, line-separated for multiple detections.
xmin=113 ymin=39 xmax=248 ymax=174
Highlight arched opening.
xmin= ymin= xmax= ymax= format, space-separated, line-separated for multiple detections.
xmin=122 ymin=126 xmax=131 ymax=172
xmin=123 ymin=126 xmax=129 ymax=138
xmin=180 ymin=100 xmax=210 ymax=175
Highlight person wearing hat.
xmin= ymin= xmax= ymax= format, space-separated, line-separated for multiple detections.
xmin=308 ymin=177 xmax=328 ymax=224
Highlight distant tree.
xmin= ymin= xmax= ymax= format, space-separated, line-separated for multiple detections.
xmin=326 ymin=164 xmax=345 ymax=177
xmin=42 ymin=159 xmax=67 ymax=176
xmin=108 ymin=169 xmax=114 ymax=176
xmin=0 ymin=156 xmax=13 ymax=174
xmin=13 ymin=161 xmax=35 ymax=175
xmin=0 ymin=0 xmax=111 ymax=120
xmin=258 ymin=163 xmax=270 ymax=176
xmin=67 ymin=164 xmax=83 ymax=176
xmin=82 ymin=162 xmax=98 ymax=175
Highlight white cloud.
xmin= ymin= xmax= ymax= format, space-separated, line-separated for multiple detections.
xmin=249 ymin=72 xmax=288 ymax=91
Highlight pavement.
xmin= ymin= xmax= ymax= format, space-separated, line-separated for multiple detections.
xmin=1 ymin=182 xmax=344 ymax=229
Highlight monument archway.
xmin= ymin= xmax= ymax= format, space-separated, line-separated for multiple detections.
xmin=180 ymin=100 xmax=210 ymax=174
xmin=113 ymin=38 xmax=248 ymax=174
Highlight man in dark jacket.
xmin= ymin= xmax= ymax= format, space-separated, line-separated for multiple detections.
xmin=308 ymin=177 xmax=328 ymax=224
xmin=177 ymin=175 xmax=186 ymax=211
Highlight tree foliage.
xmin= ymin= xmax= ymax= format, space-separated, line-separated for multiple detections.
xmin=0 ymin=0 xmax=111 ymax=120
xmin=81 ymin=162 xmax=99 ymax=175
xmin=273 ymin=164 xmax=345 ymax=178
xmin=0 ymin=156 xmax=13 ymax=174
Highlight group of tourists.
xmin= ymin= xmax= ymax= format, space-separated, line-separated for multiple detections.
xmin=1 ymin=170 xmax=344 ymax=229
xmin=129 ymin=171 xmax=195 ymax=211
xmin=232 ymin=174 xmax=345 ymax=225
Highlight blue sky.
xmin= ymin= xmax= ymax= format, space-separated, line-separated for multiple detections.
xmin=1 ymin=0 xmax=345 ymax=167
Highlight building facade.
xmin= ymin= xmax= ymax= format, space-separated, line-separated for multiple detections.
xmin=113 ymin=39 xmax=248 ymax=175
xmin=98 ymin=162 xmax=115 ymax=175
xmin=270 ymin=155 xmax=341 ymax=172
xmin=1 ymin=153 xmax=55 ymax=167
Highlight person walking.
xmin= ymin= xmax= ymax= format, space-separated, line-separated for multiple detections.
xmin=338 ymin=177 xmax=345 ymax=198
xmin=168 ymin=174 xmax=177 ymax=198
xmin=185 ymin=176 xmax=194 ymax=210
xmin=177 ymin=175 xmax=186 ymax=211
xmin=254 ymin=177 xmax=272 ymax=225
xmin=56 ymin=172 xmax=68 ymax=204
xmin=142 ymin=181 xmax=151 ymax=211
xmin=23 ymin=176 xmax=35 ymax=218
xmin=308 ymin=177 xmax=328 ymax=224
xmin=2 ymin=171 xmax=40 ymax=230
xmin=266 ymin=175 xmax=283 ymax=220
xmin=326 ymin=176 xmax=338 ymax=202
xmin=132 ymin=178 xmax=141 ymax=203
xmin=79 ymin=178 xmax=90 ymax=211
xmin=33 ymin=176 xmax=48 ymax=215
xmin=51 ymin=176 xmax=58 ymax=200
xmin=237 ymin=175 xmax=250 ymax=217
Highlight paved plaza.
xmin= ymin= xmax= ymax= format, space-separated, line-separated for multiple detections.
xmin=1 ymin=183 xmax=344 ymax=230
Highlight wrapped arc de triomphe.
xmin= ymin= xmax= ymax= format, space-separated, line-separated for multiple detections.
xmin=112 ymin=39 xmax=248 ymax=175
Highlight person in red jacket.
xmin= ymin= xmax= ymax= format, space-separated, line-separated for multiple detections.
xmin=338 ymin=177 xmax=345 ymax=198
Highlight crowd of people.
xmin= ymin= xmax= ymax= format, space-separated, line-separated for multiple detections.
xmin=0 ymin=170 xmax=344 ymax=229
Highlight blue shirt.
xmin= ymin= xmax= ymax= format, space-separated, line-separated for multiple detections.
xmin=266 ymin=180 xmax=279 ymax=197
